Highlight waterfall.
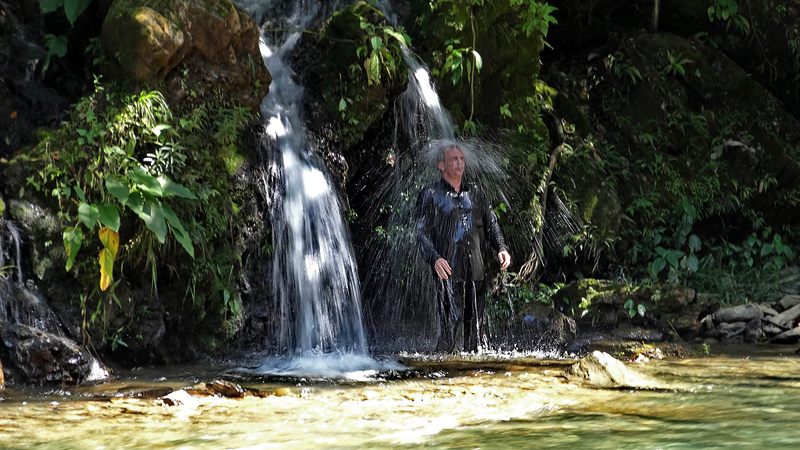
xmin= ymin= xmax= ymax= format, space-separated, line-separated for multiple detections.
xmin=0 ymin=217 xmax=59 ymax=333
xmin=231 ymin=0 xmax=385 ymax=373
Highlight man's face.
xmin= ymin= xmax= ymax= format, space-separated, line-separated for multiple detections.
xmin=438 ymin=147 xmax=465 ymax=180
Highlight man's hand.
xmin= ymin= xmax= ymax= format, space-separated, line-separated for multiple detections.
xmin=434 ymin=258 xmax=452 ymax=279
xmin=498 ymin=250 xmax=512 ymax=270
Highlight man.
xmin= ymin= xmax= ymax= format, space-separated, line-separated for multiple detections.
xmin=416 ymin=143 xmax=511 ymax=352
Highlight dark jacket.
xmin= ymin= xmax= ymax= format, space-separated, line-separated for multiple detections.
xmin=416 ymin=178 xmax=508 ymax=281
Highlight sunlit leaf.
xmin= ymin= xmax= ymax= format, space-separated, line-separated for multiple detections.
xmin=128 ymin=167 xmax=162 ymax=196
xmin=99 ymin=248 xmax=114 ymax=291
xmin=370 ymin=36 xmax=382 ymax=51
xmin=158 ymin=176 xmax=198 ymax=199
xmin=106 ymin=175 xmax=129 ymax=204
xmin=99 ymin=226 xmax=119 ymax=258
xmin=367 ymin=52 xmax=381 ymax=84
xmin=140 ymin=200 xmax=167 ymax=243
xmin=63 ymin=227 xmax=83 ymax=271
xmin=78 ymin=202 xmax=100 ymax=230
xmin=472 ymin=50 xmax=482 ymax=71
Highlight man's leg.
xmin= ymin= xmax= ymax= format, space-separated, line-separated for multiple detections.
xmin=436 ymin=279 xmax=459 ymax=352
xmin=463 ymin=280 xmax=486 ymax=352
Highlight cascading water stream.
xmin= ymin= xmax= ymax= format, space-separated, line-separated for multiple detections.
xmin=257 ymin=0 xmax=366 ymax=357
xmin=232 ymin=0 xmax=409 ymax=377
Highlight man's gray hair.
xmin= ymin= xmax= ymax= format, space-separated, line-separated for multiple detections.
xmin=435 ymin=139 xmax=462 ymax=163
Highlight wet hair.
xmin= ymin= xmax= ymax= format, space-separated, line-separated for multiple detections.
xmin=435 ymin=139 xmax=463 ymax=164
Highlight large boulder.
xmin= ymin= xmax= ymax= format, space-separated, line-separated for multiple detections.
xmin=0 ymin=322 xmax=108 ymax=385
xmin=101 ymin=0 xmax=271 ymax=108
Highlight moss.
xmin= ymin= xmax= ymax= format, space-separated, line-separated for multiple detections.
xmin=217 ymin=145 xmax=246 ymax=176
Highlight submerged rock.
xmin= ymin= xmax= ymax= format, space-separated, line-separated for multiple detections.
xmin=566 ymin=351 xmax=659 ymax=389
xmin=0 ymin=322 xmax=108 ymax=385
xmin=162 ymin=389 xmax=198 ymax=407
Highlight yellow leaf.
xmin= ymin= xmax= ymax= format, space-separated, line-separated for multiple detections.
xmin=99 ymin=248 xmax=114 ymax=291
xmin=98 ymin=227 xmax=119 ymax=259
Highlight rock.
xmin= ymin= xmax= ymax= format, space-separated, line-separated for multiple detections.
xmin=273 ymin=387 xmax=294 ymax=397
xmin=208 ymin=380 xmax=244 ymax=398
xmin=162 ymin=389 xmax=198 ymax=407
xmin=713 ymin=304 xmax=763 ymax=324
xmin=743 ymin=318 xmax=762 ymax=344
xmin=777 ymin=295 xmax=800 ymax=312
xmin=758 ymin=303 xmax=779 ymax=317
xmin=765 ymin=303 xmax=800 ymax=328
xmin=700 ymin=315 xmax=715 ymax=333
xmin=768 ymin=326 xmax=800 ymax=344
xmin=0 ymin=322 xmax=109 ymax=385
xmin=612 ymin=326 xmax=664 ymax=341
xmin=566 ymin=351 xmax=659 ymax=389
xmin=763 ymin=323 xmax=784 ymax=337
xmin=102 ymin=0 xmax=271 ymax=108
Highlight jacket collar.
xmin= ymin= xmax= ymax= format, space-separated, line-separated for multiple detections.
xmin=438 ymin=177 xmax=471 ymax=194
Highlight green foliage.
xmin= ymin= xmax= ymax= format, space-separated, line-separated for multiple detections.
xmin=13 ymin=76 xmax=255 ymax=347
xmin=42 ymin=34 xmax=68 ymax=76
xmin=508 ymin=0 xmax=558 ymax=46
xmin=39 ymin=0 xmax=92 ymax=26
xmin=708 ymin=0 xmax=750 ymax=35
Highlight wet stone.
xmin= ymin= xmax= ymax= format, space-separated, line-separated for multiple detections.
xmin=273 ymin=387 xmax=294 ymax=397
xmin=763 ymin=323 xmax=784 ymax=336
xmin=162 ymin=389 xmax=198 ymax=407
xmin=713 ymin=304 xmax=762 ymax=324
xmin=566 ymin=351 xmax=659 ymax=389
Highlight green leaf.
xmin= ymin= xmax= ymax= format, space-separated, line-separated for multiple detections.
xmin=624 ymin=299 xmax=634 ymax=309
xmin=75 ymin=185 xmax=86 ymax=202
xmin=63 ymin=227 xmax=83 ymax=271
xmin=78 ymin=202 xmax=100 ymax=230
xmin=158 ymin=176 xmax=198 ymax=199
xmin=126 ymin=191 xmax=144 ymax=216
xmin=97 ymin=203 xmax=120 ymax=232
xmin=128 ymin=167 xmax=163 ymax=196
xmin=338 ymin=98 xmax=347 ymax=112
xmin=44 ymin=34 xmax=68 ymax=58
xmin=64 ymin=0 xmax=91 ymax=26
xmin=161 ymin=203 xmax=194 ymax=258
xmin=689 ymin=235 xmax=702 ymax=252
xmin=761 ymin=243 xmax=774 ymax=256
xmin=106 ymin=175 xmax=130 ymax=204
xmin=637 ymin=304 xmax=647 ymax=317
xmin=39 ymin=0 xmax=63 ymax=14
xmin=686 ymin=254 xmax=699 ymax=272
xmin=652 ymin=258 xmax=666 ymax=275
xmin=370 ymin=36 xmax=382 ymax=51
xmin=367 ymin=52 xmax=381 ymax=84
xmin=140 ymin=200 xmax=167 ymax=243
xmin=666 ymin=252 xmax=680 ymax=268
xmin=472 ymin=50 xmax=482 ymax=71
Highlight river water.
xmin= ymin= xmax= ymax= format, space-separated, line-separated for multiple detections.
xmin=1 ymin=345 xmax=799 ymax=449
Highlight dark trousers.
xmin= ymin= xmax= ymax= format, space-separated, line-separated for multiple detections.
xmin=436 ymin=279 xmax=485 ymax=352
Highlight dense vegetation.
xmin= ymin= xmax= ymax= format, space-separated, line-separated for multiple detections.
xmin=2 ymin=0 xmax=799 ymax=362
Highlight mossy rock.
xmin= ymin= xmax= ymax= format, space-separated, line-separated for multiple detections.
xmin=102 ymin=0 xmax=270 ymax=108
